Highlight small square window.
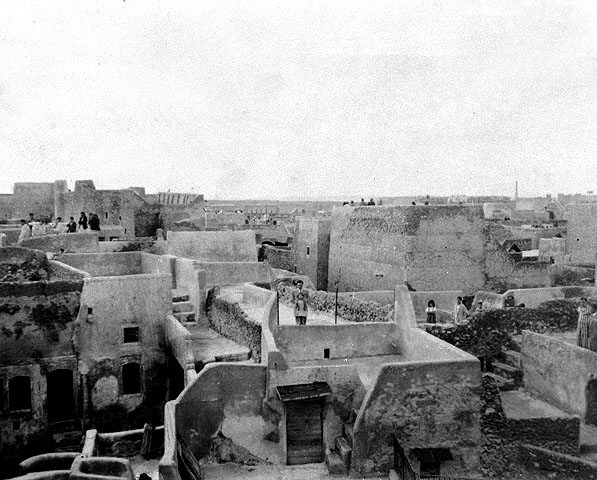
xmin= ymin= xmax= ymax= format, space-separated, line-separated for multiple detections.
xmin=87 ymin=307 xmax=93 ymax=315
xmin=123 ymin=327 xmax=140 ymax=344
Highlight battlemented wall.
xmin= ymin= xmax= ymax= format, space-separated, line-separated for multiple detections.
xmin=327 ymin=205 xmax=542 ymax=294
xmin=566 ymin=204 xmax=597 ymax=264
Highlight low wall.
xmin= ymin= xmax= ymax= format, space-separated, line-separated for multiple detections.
xmin=165 ymin=314 xmax=194 ymax=371
xmin=278 ymin=285 xmax=392 ymax=323
xmin=338 ymin=290 xmax=394 ymax=306
xmin=521 ymin=444 xmax=597 ymax=479
xmin=262 ymin=245 xmax=294 ymax=271
xmin=523 ymin=331 xmax=597 ymax=418
xmin=242 ymin=284 xmax=273 ymax=306
xmin=209 ymin=297 xmax=262 ymax=361
xmin=472 ymin=290 xmax=503 ymax=310
xmin=167 ymin=230 xmax=258 ymax=262
xmin=141 ymin=253 xmax=174 ymax=278
xmin=196 ymin=262 xmax=273 ymax=287
xmin=272 ymin=323 xmax=400 ymax=362
xmin=175 ymin=363 xmax=267 ymax=460
xmin=19 ymin=234 xmax=100 ymax=254
xmin=49 ymin=260 xmax=90 ymax=280
xmin=59 ymin=252 xmax=142 ymax=277
xmin=410 ymin=290 xmax=463 ymax=318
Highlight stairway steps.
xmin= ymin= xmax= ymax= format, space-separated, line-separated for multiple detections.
xmin=174 ymin=311 xmax=196 ymax=322
xmin=173 ymin=301 xmax=194 ymax=313
xmin=501 ymin=349 xmax=522 ymax=369
xmin=492 ymin=362 xmax=523 ymax=386
xmin=172 ymin=291 xmax=190 ymax=303
xmin=325 ymin=451 xmax=346 ymax=476
xmin=484 ymin=372 xmax=516 ymax=391
xmin=335 ymin=436 xmax=352 ymax=468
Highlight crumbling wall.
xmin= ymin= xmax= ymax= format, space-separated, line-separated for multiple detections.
xmin=261 ymin=245 xmax=293 ymax=272
xmin=208 ymin=296 xmax=261 ymax=361
xmin=480 ymin=377 xmax=579 ymax=476
xmin=350 ymin=360 xmax=482 ymax=478
xmin=75 ymin=273 xmax=171 ymax=429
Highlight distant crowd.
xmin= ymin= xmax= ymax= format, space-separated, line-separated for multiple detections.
xmin=342 ymin=198 xmax=381 ymax=206
xmin=17 ymin=211 xmax=101 ymax=243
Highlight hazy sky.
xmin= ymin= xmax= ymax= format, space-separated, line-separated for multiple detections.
xmin=1 ymin=0 xmax=596 ymax=199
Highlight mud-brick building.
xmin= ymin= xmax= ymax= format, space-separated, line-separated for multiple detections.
xmin=160 ymin=286 xmax=482 ymax=479
xmin=0 ymin=247 xmax=178 ymax=470
xmin=326 ymin=204 xmax=552 ymax=294
xmin=0 ymin=248 xmax=86 ymax=464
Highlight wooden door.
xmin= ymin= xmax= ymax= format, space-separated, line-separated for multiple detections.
xmin=286 ymin=398 xmax=324 ymax=465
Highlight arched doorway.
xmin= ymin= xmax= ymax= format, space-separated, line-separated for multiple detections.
xmin=47 ymin=369 xmax=75 ymax=423
xmin=585 ymin=379 xmax=597 ymax=425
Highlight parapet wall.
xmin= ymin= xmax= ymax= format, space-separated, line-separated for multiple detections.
xmin=166 ymin=230 xmax=258 ymax=262
xmin=60 ymin=252 xmax=142 ymax=277
xmin=272 ymin=323 xmax=400 ymax=362
xmin=523 ymin=331 xmax=597 ymax=418
xmin=19 ymin=234 xmax=100 ymax=253
xmin=196 ymin=261 xmax=273 ymax=287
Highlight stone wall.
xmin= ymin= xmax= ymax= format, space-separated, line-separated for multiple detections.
xmin=480 ymin=376 xmax=580 ymax=476
xmin=261 ymin=245 xmax=294 ymax=272
xmin=278 ymin=284 xmax=392 ymax=323
xmin=566 ymin=203 xmax=597 ymax=265
xmin=208 ymin=297 xmax=261 ymax=362
xmin=350 ymin=360 xmax=482 ymax=478
xmin=166 ymin=231 xmax=257 ymax=262
xmin=293 ymin=218 xmax=330 ymax=290
xmin=327 ymin=205 xmax=547 ymax=294
xmin=523 ymin=331 xmax=597 ymax=419
xmin=174 ymin=363 xmax=267 ymax=460
xmin=521 ymin=444 xmax=597 ymax=479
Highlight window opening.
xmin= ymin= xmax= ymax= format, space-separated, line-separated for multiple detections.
xmin=123 ymin=327 xmax=140 ymax=344
xmin=9 ymin=376 xmax=31 ymax=410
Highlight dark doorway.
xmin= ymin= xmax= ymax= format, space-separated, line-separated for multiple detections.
xmin=286 ymin=398 xmax=324 ymax=465
xmin=586 ymin=379 xmax=597 ymax=425
xmin=47 ymin=369 xmax=75 ymax=423
xmin=393 ymin=436 xmax=417 ymax=480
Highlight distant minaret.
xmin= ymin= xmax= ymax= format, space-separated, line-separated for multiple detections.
xmin=515 ymin=181 xmax=519 ymax=201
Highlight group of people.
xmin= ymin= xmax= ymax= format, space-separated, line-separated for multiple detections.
xmin=17 ymin=211 xmax=101 ymax=243
xmin=425 ymin=296 xmax=474 ymax=325
xmin=342 ymin=198 xmax=380 ymax=206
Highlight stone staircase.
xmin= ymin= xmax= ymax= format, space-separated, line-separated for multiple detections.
xmin=50 ymin=419 xmax=84 ymax=452
xmin=326 ymin=408 xmax=358 ymax=476
xmin=486 ymin=336 xmax=523 ymax=391
xmin=172 ymin=289 xmax=196 ymax=324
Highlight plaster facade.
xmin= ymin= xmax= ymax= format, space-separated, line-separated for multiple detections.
xmin=293 ymin=218 xmax=331 ymax=290
xmin=565 ymin=203 xmax=597 ymax=265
